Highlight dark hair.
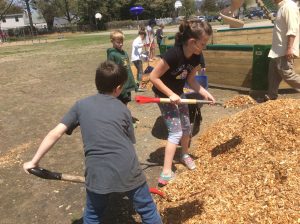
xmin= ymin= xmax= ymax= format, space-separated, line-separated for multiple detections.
xmin=175 ymin=20 xmax=212 ymax=45
xmin=148 ymin=18 xmax=156 ymax=26
xmin=95 ymin=60 xmax=128 ymax=93
xmin=138 ymin=29 xmax=146 ymax=36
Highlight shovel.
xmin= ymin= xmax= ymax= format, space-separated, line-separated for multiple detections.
xmin=143 ymin=42 xmax=154 ymax=74
xmin=28 ymin=167 xmax=165 ymax=198
xmin=135 ymin=95 xmax=222 ymax=106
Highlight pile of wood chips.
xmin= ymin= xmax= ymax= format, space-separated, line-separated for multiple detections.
xmin=156 ymin=99 xmax=300 ymax=224
xmin=223 ymin=95 xmax=257 ymax=108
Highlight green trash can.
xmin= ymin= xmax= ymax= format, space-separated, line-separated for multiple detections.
xmin=251 ymin=45 xmax=272 ymax=91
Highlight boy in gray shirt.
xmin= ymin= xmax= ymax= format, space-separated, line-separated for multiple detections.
xmin=23 ymin=61 xmax=162 ymax=224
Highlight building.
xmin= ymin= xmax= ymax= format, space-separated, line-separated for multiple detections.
xmin=0 ymin=13 xmax=25 ymax=30
xmin=0 ymin=12 xmax=47 ymax=31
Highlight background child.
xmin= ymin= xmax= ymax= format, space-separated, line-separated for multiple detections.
xmin=131 ymin=29 xmax=147 ymax=91
xmin=150 ymin=20 xmax=216 ymax=187
xmin=155 ymin=24 xmax=165 ymax=48
xmin=107 ymin=30 xmax=137 ymax=104
xmin=146 ymin=20 xmax=156 ymax=61
xmin=23 ymin=61 xmax=162 ymax=224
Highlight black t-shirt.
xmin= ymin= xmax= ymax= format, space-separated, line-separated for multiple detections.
xmin=61 ymin=94 xmax=146 ymax=194
xmin=152 ymin=45 xmax=201 ymax=97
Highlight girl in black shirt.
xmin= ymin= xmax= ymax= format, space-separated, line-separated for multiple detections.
xmin=150 ymin=20 xmax=216 ymax=187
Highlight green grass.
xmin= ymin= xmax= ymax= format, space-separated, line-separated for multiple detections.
xmin=0 ymin=33 xmax=137 ymax=58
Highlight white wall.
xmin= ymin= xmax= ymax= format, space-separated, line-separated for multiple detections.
xmin=0 ymin=15 xmax=25 ymax=30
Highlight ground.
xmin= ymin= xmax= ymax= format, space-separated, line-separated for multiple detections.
xmin=1 ymin=21 xmax=299 ymax=223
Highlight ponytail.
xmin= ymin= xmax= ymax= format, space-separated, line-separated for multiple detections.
xmin=175 ymin=19 xmax=212 ymax=45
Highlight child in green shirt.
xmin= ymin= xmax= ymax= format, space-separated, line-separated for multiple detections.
xmin=107 ymin=30 xmax=137 ymax=104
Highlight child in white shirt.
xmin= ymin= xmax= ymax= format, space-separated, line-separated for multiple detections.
xmin=131 ymin=29 xmax=147 ymax=91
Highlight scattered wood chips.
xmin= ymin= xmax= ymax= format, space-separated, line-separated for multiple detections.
xmin=156 ymin=99 xmax=300 ymax=223
xmin=224 ymin=95 xmax=257 ymax=108
xmin=0 ymin=142 xmax=32 ymax=168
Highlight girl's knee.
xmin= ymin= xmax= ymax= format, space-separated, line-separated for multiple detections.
xmin=168 ymin=131 xmax=183 ymax=145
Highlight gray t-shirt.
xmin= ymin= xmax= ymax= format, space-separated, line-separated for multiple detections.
xmin=61 ymin=94 xmax=146 ymax=194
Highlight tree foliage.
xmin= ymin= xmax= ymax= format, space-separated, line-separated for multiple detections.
xmin=201 ymin=0 xmax=218 ymax=14
xmin=0 ymin=0 xmax=23 ymax=21
xmin=2 ymin=0 xmax=203 ymax=30
xmin=34 ymin=0 xmax=59 ymax=30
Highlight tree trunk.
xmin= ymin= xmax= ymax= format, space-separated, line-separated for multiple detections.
xmin=63 ymin=0 xmax=71 ymax=23
xmin=24 ymin=0 xmax=34 ymax=36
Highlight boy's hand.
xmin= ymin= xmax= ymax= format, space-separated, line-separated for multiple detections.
xmin=23 ymin=161 xmax=38 ymax=174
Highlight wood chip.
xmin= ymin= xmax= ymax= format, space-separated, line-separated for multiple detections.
xmin=156 ymin=99 xmax=300 ymax=223
xmin=223 ymin=95 xmax=257 ymax=108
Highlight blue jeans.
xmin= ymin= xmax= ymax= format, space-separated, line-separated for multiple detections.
xmin=83 ymin=182 xmax=162 ymax=224
xmin=133 ymin=60 xmax=143 ymax=82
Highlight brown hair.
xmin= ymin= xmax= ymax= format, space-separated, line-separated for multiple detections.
xmin=175 ymin=20 xmax=212 ymax=45
xmin=138 ymin=29 xmax=146 ymax=36
xmin=95 ymin=60 xmax=128 ymax=93
xmin=110 ymin=29 xmax=124 ymax=41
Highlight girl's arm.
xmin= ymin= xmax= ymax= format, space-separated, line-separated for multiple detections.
xmin=150 ymin=59 xmax=181 ymax=103
xmin=187 ymin=67 xmax=216 ymax=103
xmin=23 ymin=123 xmax=68 ymax=173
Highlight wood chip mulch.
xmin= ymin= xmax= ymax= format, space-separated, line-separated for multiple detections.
xmin=223 ymin=95 xmax=257 ymax=108
xmin=156 ymin=99 xmax=300 ymax=224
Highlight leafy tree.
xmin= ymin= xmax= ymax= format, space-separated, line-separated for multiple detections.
xmin=201 ymin=0 xmax=218 ymax=14
xmin=55 ymin=0 xmax=78 ymax=23
xmin=0 ymin=0 xmax=23 ymax=21
xmin=77 ymin=0 xmax=108 ymax=29
xmin=34 ymin=0 xmax=59 ymax=30
xmin=183 ymin=0 xmax=196 ymax=17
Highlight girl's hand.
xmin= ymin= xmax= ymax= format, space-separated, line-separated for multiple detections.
xmin=169 ymin=93 xmax=181 ymax=104
xmin=23 ymin=161 xmax=38 ymax=174
xmin=206 ymin=92 xmax=216 ymax=104
xmin=200 ymin=88 xmax=216 ymax=104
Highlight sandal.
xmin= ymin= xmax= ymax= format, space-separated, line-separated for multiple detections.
xmin=158 ymin=171 xmax=175 ymax=187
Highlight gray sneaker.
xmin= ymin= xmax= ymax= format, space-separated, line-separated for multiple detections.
xmin=181 ymin=154 xmax=196 ymax=170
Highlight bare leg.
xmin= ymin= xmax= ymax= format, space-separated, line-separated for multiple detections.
xmin=180 ymin=134 xmax=190 ymax=155
xmin=162 ymin=141 xmax=177 ymax=175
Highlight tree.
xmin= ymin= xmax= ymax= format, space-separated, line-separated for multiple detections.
xmin=24 ymin=0 xmax=34 ymax=34
xmin=34 ymin=0 xmax=59 ymax=30
xmin=55 ymin=0 xmax=78 ymax=23
xmin=201 ymin=0 xmax=218 ymax=14
xmin=0 ymin=0 xmax=23 ymax=21
xmin=183 ymin=0 xmax=196 ymax=17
